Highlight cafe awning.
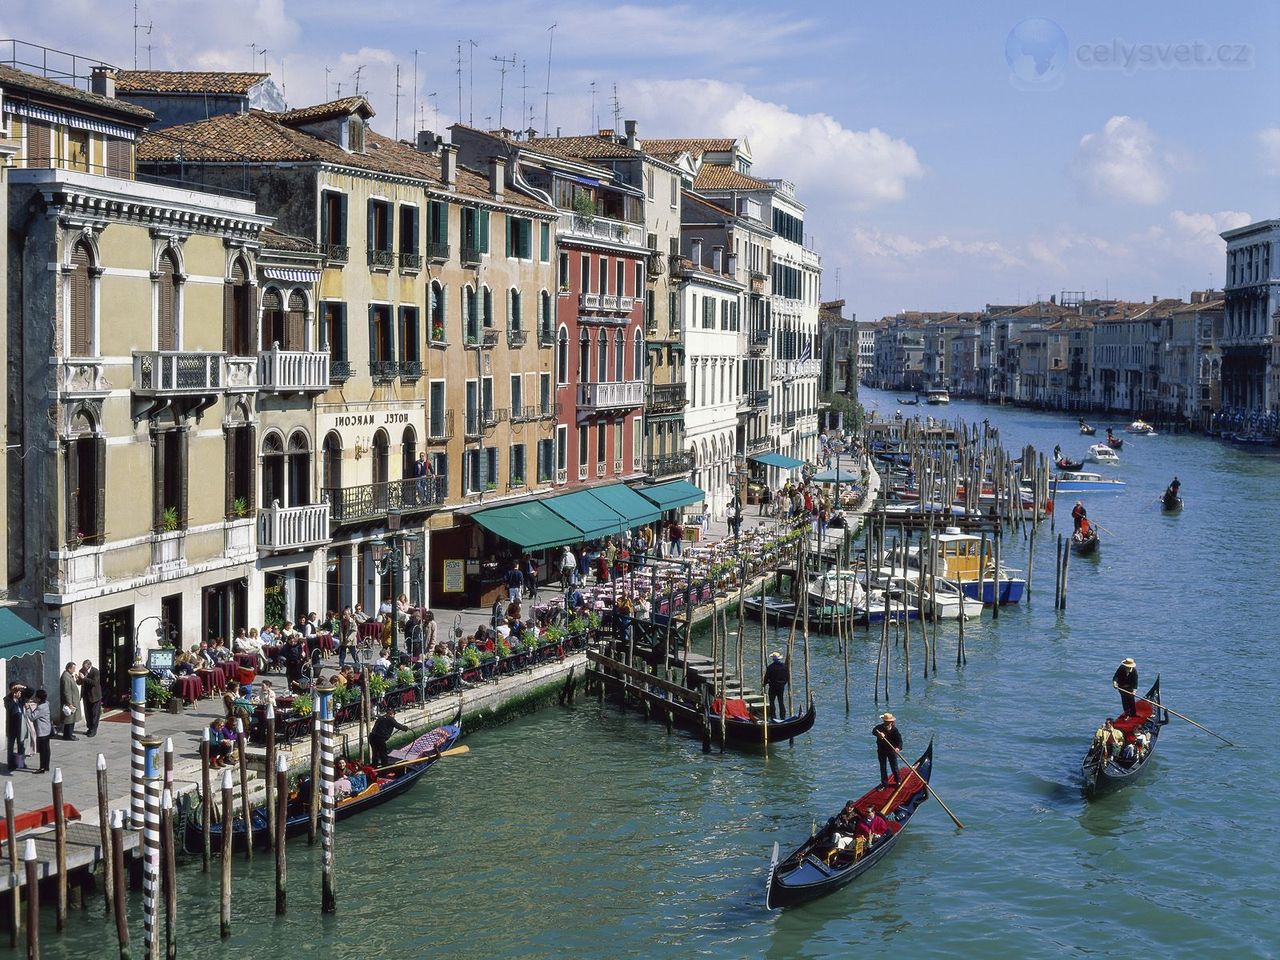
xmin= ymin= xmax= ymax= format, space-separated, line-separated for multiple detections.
xmin=812 ymin=467 xmax=861 ymax=483
xmin=589 ymin=483 xmax=663 ymax=529
xmin=0 ymin=609 xmax=44 ymax=660
xmin=749 ymin=452 xmax=805 ymax=469
xmin=471 ymin=501 xmax=584 ymax=551
xmin=544 ymin=489 xmax=629 ymax=541
xmin=635 ymin=479 xmax=705 ymax=512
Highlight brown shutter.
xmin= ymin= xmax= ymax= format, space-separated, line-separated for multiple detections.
xmin=177 ymin=428 xmax=189 ymax=529
xmin=287 ymin=290 xmax=306 ymax=351
xmin=69 ymin=245 xmax=93 ymax=356
xmin=246 ymin=425 xmax=257 ymax=512
xmin=157 ymin=255 xmax=177 ymax=351
xmin=224 ymin=426 xmax=236 ymax=518
xmin=93 ymin=437 xmax=106 ymax=542
xmin=223 ymin=282 xmax=235 ymax=353
xmin=106 ymin=139 xmax=130 ymax=177
xmin=26 ymin=121 xmax=51 ymax=167
xmin=152 ymin=431 xmax=165 ymax=531
xmin=64 ymin=440 xmax=79 ymax=544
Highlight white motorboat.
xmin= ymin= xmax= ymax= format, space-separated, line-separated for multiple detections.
xmin=807 ymin=570 xmax=866 ymax=609
xmin=1087 ymin=444 xmax=1120 ymax=464
xmin=1126 ymin=419 xmax=1156 ymax=435
xmin=907 ymin=577 xmax=984 ymax=620
xmin=925 ymin=387 xmax=951 ymax=405
xmin=1052 ymin=470 xmax=1127 ymax=492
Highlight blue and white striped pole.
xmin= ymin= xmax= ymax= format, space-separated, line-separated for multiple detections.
xmin=129 ymin=663 xmax=150 ymax=830
xmin=315 ymin=683 xmax=337 ymax=913
xmin=141 ymin=736 xmax=163 ymax=960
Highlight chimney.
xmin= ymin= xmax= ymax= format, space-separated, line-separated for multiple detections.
xmin=624 ymin=119 xmax=637 ymax=149
xmin=441 ymin=144 xmax=458 ymax=189
xmin=727 ymin=253 xmax=737 ymax=276
xmin=691 ymin=238 xmax=703 ymax=267
xmin=1152 ymin=295 xmax=1158 ymax=304
xmin=90 ymin=66 xmax=116 ymax=99
xmin=490 ymin=157 xmax=505 ymax=199
xmin=711 ymin=245 xmax=723 ymax=273
xmin=416 ymin=130 xmax=440 ymax=153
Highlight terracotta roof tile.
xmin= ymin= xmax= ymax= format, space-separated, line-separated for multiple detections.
xmin=524 ymin=134 xmax=640 ymax=160
xmin=278 ymin=96 xmax=374 ymax=125
xmin=261 ymin=227 xmax=317 ymax=253
xmin=642 ymin=137 xmax=736 ymax=159
xmin=693 ymin=163 xmax=769 ymax=191
xmin=0 ymin=64 xmax=154 ymax=122
xmin=115 ymin=70 xmax=268 ymax=94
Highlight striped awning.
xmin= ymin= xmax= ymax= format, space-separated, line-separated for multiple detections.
xmin=6 ymin=101 xmax=138 ymax=140
xmin=263 ymin=267 xmax=321 ymax=283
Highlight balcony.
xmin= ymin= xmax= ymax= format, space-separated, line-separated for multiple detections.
xmin=783 ymin=412 xmax=797 ymax=430
xmin=537 ymin=325 xmax=556 ymax=347
xmin=323 ymin=477 xmax=446 ymax=525
xmin=749 ymin=270 xmax=768 ymax=294
xmin=132 ymin=352 xmax=253 ymax=415
xmin=368 ymin=249 xmax=395 ymax=270
xmin=578 ymin=291 xmax=637 ymax=324
xmin=647 ymin=381 xmax=687 ymax=414
xmin=257 ymin=502 xmax=331 ymax=553
xmin=370 ymin=360 xmax=398 ymax=383
xmin=511 ymin=404 xmax=554 ymax=423
xmin=329 ymin=359 xmax=354 ymax=383
xmin=483 ymin=407 xmax=507 ymax=428
xmin=557 ymin=211 xmax=645 ymax=248
xmin=507 ymin=328 xmax=527 ymax=348
xmin=749 ymin=328 xmax=771 ymax=352
xmin=427 ymin=411 xmax=454 ymax=443
xmin=461 ymin=244 xmax=482 ymax=266
xmin=322 ymin=243 xmax=349 ymax=264
xmin=746 ymin=435 xmax=771 ymax=454
xmin=669 ymin=254 xmax=690 ymax=278
xmin=150 ymin=530 xmax=185 ymax=572
xmin=645 ymin=452 xmax=693 ymax=478
xmin=748 ymin=389 xmax=770 ymax=408
xmin=464 ymin=408 xmax=505 ymax=438
xmin=427 ymin=241 xmax=449 ymax=262
xmin=465 ymin=330 xmax=499 ymax=349
xmin=577 ymin=379 xmax=645 ymax=412
xmin=258 ymin=348 xmax=329 ymax=394
xmin=400 ymin=252 xmax=423 ymax=272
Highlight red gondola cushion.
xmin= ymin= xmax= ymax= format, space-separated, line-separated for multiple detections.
xmin=710 ymin=698 xmax=753 ymax=721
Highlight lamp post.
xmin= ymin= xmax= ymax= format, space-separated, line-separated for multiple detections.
xmin=370 ymin=529 xmax=420 ymax=660
xmin=133 ymin=615 xmax=166 ymax=666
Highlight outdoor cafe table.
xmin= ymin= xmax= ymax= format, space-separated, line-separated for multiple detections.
xmin=173 ymin=674 xmax=204 ymax=703
xmin=196 ymin=667 xmax=220 ymax=694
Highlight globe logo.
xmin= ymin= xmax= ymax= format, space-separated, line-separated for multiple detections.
xmin=1006 ymin=18 xmax=1068 ymax=89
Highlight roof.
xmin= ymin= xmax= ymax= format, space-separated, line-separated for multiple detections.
xmin=261 ymin=227 xmax=317 ymax=253
xmin=693 ymin=163 xmax=770 ymax=192
xmin=278 ymin=96 xmax=375 ymax=125
xmin=138 ymin=110 xmax=552 ymax=211
xmin=0 ymin=64 xmax=154 ymax=123
xmin=523 ymin=134 xmax=641 ymax=161
xmin=642 ymin=137 xmax=736 ymax=160
xmin=115 ymin=70 xmax=268 ymax=95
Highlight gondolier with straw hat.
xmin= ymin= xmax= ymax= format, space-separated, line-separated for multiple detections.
xmin=763 ymin=652 xmax=789 ymax=723
xmin=1113 ymin=658 xmax=1139 ymax=717
xmin=872 ymin=713 xmax=904 ymax=787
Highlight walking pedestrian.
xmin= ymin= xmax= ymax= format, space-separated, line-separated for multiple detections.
xmin=668 ymin=518 xmax=684 ymax=557
xmin=505 ymin=560 xmax=524 ymax=603
xmin=77 ymin=659 xmax=103 ymax=737
xmin=560 ymin=545 xmax=577 ymax=589
xmin=761 ymin=485 xmax=772 ymax=517
xmin=58 ymin=662 xmax=82 ymax=741
xmin=339 ymin=607 xmax=358 ymax=670
xmin=4 ymin=683 xmax=28 ymax=771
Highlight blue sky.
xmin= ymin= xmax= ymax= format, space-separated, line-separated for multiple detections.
xmin=3 ymin=0 xmax=1277 ymax=317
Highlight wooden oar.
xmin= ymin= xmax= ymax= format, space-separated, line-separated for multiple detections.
xmin=1091 ymin=523 xmax=1119 ymax=539
xmin=375 ymin=744 xmax=469 ymax=774
xmin=876 ymin=732 xmax=964 ymax=829
xmin=1126 ymin=691 xmax=1234 ymax=747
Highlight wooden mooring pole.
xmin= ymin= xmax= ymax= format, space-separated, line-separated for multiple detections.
xmin=22 ymin=840 xmax=37 ymax=960
xmin=5 ymin=784 xmax=18 ymax=948
xmin=52 ymin=769 xmax=67 ymax=931
xmin=110 ymin=810 xmax=130 ymax=960
xmin=219 ymin=768 xmax=233 ymax=939
xmin=275 ymin=754 xmax=288 ymax=916
xmin=97 ymin=754 xmax=114 ymax=911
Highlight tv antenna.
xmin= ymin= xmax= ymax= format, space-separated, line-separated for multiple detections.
xmin=610 ymin=82 xmax=622 ymax=133
xmin=520 ymin=60 xmax=529 ymax=137
xmin=324 ymin=66 xmax=332 ymax=100
xmin=543 ymin=23 xmax=557 ymax=135
xmin=456 ymin=42 xmax=464 ymax=123
xmin=589 ymin=80 xmax=597 ymax=134
xmin=352 ymin=64 xmax=366 ymax=96
xmin=259 ymin=48 xmax=270 ymax=74
xmin=467 ymin=39 xmax=479 ymax=125
xmin=248 ymin=42 xmax=263 ymax=72
xmin=133 ymin=2 xmax=152 ymax=70
xmin=428 ymin=91 xmax=440 ymax=130
xmin=492 ymin=52 xmax=516 ymax=130
xmin=394 ymin=64 xmax=402 ymax=139
xmin=412 ymin=49 xmax=422 ymax=133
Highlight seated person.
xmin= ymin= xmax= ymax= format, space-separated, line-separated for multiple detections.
xmin=209 ymin=718 xmax=238 ymax=767
xmin=1118 ymin=737 xmax=1138 ymax=765
xmin=1133 ymin=730 xmax=1151 ymax=758
xmin=853 ymin=806 xmax=891 ymax=843
xmin=1093 ymin=719 xmax=1124 ymax=759
xmin=173 ymin=651 xmax=196 ymax=676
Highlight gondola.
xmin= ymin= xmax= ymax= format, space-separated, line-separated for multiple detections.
xmin=766 ymin=741 xmax=933 ymax=909
xmin=704 ymin=699 xmax=818 ymax=746
xmin=1160 ymin=490 xmax=1183 ymax=512
xmin=1055 ymin=456 xmax=1084 ymax=471
xmin=1081 ymin=678 xmax=1168 ymax=796
xmin=1078 ymin=422 xmax=1096 ymax=436
xmin=185 ymin=721 xmax=461 ymax=853
xmin=897 ymin=398 xmax=919 ymax=406
xmin=1070 ymin=526 xmax=1099 ymax=555
xmin=1104 ymin=433 xmax=1124 ymax=450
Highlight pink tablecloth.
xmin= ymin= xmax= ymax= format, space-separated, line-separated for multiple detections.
xmin=196 ymin=668 xmax=220 ymax=693
xmin=358 ymin=622 xmax=383 ymax=642
xmin=214 ymin=662 xmax=236 ymax=688
xmin=316 ymin=631 xmax=336 ymax=653
xmin=173 ymin=675 xmax=204 ymax=703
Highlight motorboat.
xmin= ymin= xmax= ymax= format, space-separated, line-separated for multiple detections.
xmin=926 ymin=528 xmax=1026 ymax=605
xmin=925 ymin=387 xmax=950 ymax=405
xmin=1126 ymin=419 xmax=1155 ymax=435
xmin=906 ymin=576 xmax=983 ymax=620
xmin=1052 ymin=470 xmax=1127 ymax=493
xmin=1087 ymin=444 xmax=1120 ymax=464
xmin=807 ymin=570 xmax=866 ymax=610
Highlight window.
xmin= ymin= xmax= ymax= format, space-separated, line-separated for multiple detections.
xmin=486 ymin=447 xmax=499 ymax=490
xmin=578 ymin=425 xmax=588 ymax=468
xmin=557 ymin=326 xmax=569 ymax=384
xmin=322 ymin=301 xmax=348 ymax=364
xmin=427 ymin=200 xmax=448 ymax=257
xmin=65 ymin=413 xmax=104 ymax=545
xmin=461 ymin=206 xmax=489 ymax=257
xmin=464 ymin=449 xmax=480 ymax=494
xmin=399 ymin=205 xmax=421 ymax=259
xmin=557 ymin=425 xmax=568 ymax=475
xmin=400 ymin=426 xmax=417 ymax=480
xmin=509 ymin=288 xmax=522 ymax=332
xmin=431 ymin=452 xmax=448 ymax=498
xmin=539 ymin=291 xmax=552 ymax=340
xmin=367 ymin=199 xmax=393 ymax=263
xmin=156 ymin=251 xmax=180 ymax=352
xmin=429 ymin=282 xmax=447 ymax=343
xmin=510 ymin=374 xmax=523 ymax=415
xmin=348 ymin=118 xmax=365 ymax=153
xmin=67 ymin=129 xmax=90 ymax=172
xmin=510 ymin=444 xmax=526 ymax=486
xmin=482 ymin=286 xmax=494 ymax=328
xmin=645 ymin=168 xmax=654 ymax=199
xmin=539 ymin=372 xmax=552 ymax=415
xmin=399 ymin=306 xmax=421 ymax=365
xmin=645 ymin=290 xmax=654 ymax=329
xmin=614 ymin=330 xmax=624 ymax=381
xmin=320 ymin=191 xmax=348 ymax=251
xmin=461 ymin=285 xmax=476 ymax=343
xmin=579 ymin=329 xmax=591 ymax=381
xmin=68 ymin=241 xmax=94 ymax=356
xmin=152 ymin=426 xmax=187 ymax=532
xmin=506 ymin=216 xmax=532 ymax=258
xmin=261 ymin=289 xmax=284 ymax=350
xmin=668 ymin=291 xmax=677 ymax=331
xmin=670 ymin=175 xmax=678 ymax=208
xmin=322 ymin=432 xmax=342 ymax=492
xmin=429 ymin=381 xmax=446 ymax=437
xmin=286 ymin=290 xmax=307 ymax=350
xmin=600 ymin=257 xmax=609 ymax=296
xmin=225 ymin=256 xmax=253 ymax=356
xmin=596 ymin=421 xmax=606 ymax=467
xmin=702 ymin=296 xmax=714 ymax=330
xmin=287 ymin=431 xmax=312 ymax=506
xmin=615 ymin=421 xmax=623 ymax=471
xmin=632 ymin=261 xmax=640 ymax=299
xmin=539 ymin=222 xmax=550 ymax=262
xmin=633 ymin=329 xmax=643 ymax=381
xmin=368 ymin=304 xmax=395 ymax=366
xmin=616 ymin=259 xmax=625 ymax=298
xmin=482 ymin=376 xmax=494 ymax=422
xmin=537 ymin=438 xmax=555 ymax=483
xmin=465 ymin=380 xmax=479 ymax=436
xmin=581 ymin=254 xmax=591 ymax=292
xmin=598 ymin=332 xmax=609 ymax=383
xmin=25 ymin=120 xmax=51 ymax=166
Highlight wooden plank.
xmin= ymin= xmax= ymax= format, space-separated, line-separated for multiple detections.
xmin=586 ymin=650 xmax=696 ymax=702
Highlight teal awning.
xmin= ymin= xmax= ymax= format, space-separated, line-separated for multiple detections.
xmin=544 ymin=490 xmax=629 ymax=540
xmin=635 ymin=479 xmax=705 ymax=512
xmin=472 ymin=501 xmax=584 ymax=551
xmin=589 ymin=483 xmax=663 ymax=528
xmin=0 ymin=609 xmax=44 ymax=659
xmin=750 ymin=452 xmax=805 ymax=469
xmin=812 ymin=467 xmax=861 ymax=483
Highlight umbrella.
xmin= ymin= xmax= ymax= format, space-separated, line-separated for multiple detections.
xmin=812 ymin=467 xmax=860 ymax=484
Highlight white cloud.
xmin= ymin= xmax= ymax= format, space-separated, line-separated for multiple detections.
xmin=849 ymin=226 xmax=1023 ymax=269
xmin=625 ymin=79 xmax=923 ymax=211
xmin=1258 ymin=128 xmax=1280 ymax=176
xmin=1071 ymin=115 xmax=1173 ymax=205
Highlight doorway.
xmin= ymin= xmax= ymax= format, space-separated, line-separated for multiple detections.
xmin=97 ymin=606 xmax=134 ymax=706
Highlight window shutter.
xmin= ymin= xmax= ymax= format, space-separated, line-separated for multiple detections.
xmin=157 ymin=259 xmax=177 ymax=351
xmin=94 ymin=437 xmax=106 ymax=542
xmin=389 ymin=307 xmax=397 ymax=362
xmin=223 ymin=282 xmax=235 ymax=353
xmin=505 ymin=216 xmax=513 ymax=258
xmin=287 ymin=290 xmax=306 ymax=350
xmin=177 ymin=429 xmax=189 ymax=529
xmin=479 ymin=209 xmax=490 ymax=253
xmin=69 ymin=246 xmax=92 ymax=356
xmin=411 ymin=205 xmax=421 ymax=252
xmin=540 ymin=222 xmax=550 ymax=262
xmin=367 ymin=199 xmax=377 ymax=252
xmin=26 ymin=121 xmax=51 ymax=166
xmin=337 ymin=304 xmax=348 ymax=361
xmin=224 ymin=427 xmax=236 ymax=518
xmin=320 ymin=193 xmax=330 ymax=246
xmin=368 ymin=305 xmax=378 ymax=366
xmin=338 ymin=193 xmax=349 ymax=244
xmin=152 ymin=431 xmax=165 ymax=531
xmin=64 ymin=441 xmax=79 ymax=544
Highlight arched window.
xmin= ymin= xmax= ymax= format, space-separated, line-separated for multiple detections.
xmin=614 ymin=330 xmax=624 ymax=381
xmin=286 ymin=289 xmax=307 ymax=350
xmin=66 ymin=409 xmax=104 ymax=544
xmin=539 ymin=291 xmax=552 ymax=339
xmin=261 ymin=433 xmax=285 ymax=508
xmin=482 ymin=285 xmax=494 ymax=328
xmin=287 ymin=431 xmax=311 ymax=506
xmin=633 ymin=329 xmax=644 ymax=382
xmin=372 ymin=428 xmax=389 ymax=486
xmin=401 ymin=425 xmax=417 ymax=479
xmin=225 ymin=255 xmax=253 ymax=356
xmin=69 ymin=241 xmax=95 ymax=357
xmin=557 ymin=325 xmax=569 ymax=384
xmin=322 ymin=431 xmax=342 ymax=493
xmin=598 ymin=330 xmax=609 ymax=382
xmin=509 ymin=287 xmax=522 ymax=332
xmin=156 ymin=250 xmax=180 ymax=351
xmin=579 ymin=329 xmax=591 ymax=382
xmin=260 ymin=288 xmax=284 ymax=351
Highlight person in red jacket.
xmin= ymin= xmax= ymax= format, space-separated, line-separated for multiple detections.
xmin=1071 ymin=500 xmax=1087 ymax=533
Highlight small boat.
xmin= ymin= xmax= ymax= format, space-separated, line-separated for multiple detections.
xmin=705 ymin=698 xmax=818 ymax=747
xmin=897 ymin=398 xmax=919 ymax=406
xmin=926 ymin=527 xmax=1026 ymax=604
xmin=1055 ymin=455 xmax=1084 ymax=471
xmin=906 ymin=577 xmax=983 ymax=620
xmin=1160 ymin=489 xmax=1183 ymax=512
xmin=186 ymin=721 xmax=461 ymax=853
xmin=1229 ymin=432 xmax=1272 ymax=448
xmin=1087 ymin=444 xmax=1120 ymax=465
xmin=924 ymin=387 xmax=950 ymax=405
xmin=1104 ymin=433 xmax=1124 ymax=450
xmin=807 ymin=571 xmax=866 ymax=610
xmin=1053 ymin=470 xmax=1125 ymax=493
xmin=1126 ymin=419 xmax=1155 ymax=435
xmin=1078 ymin=421 xmax=1096 ymax=436
xmin=766 ymin=742 xmax=933 ymax=909
xmin=1082 ymin=678 xmax=1169 ymax=796
xmin=1070 ymin=526 xmax=1099 ymax=555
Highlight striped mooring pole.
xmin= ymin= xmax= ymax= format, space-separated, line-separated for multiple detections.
xmin=315 ymin=683 xmax=337 ymax=914
xmin=141 ymin=736 xmax=163 ymax=960
xmin=129 ymin=664 xmax=151 ymax=830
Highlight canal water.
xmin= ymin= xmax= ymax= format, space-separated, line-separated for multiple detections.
xmin=16 ymin=388 xmax=1280 ymax=959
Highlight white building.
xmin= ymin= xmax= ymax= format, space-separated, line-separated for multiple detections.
xmin=857 ymin=322 xmax=876 ymax=382
xmin=1219 ymin=218 xmax=1280 ymax=411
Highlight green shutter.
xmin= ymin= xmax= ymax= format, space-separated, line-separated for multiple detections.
xmin=505 ymin=215 xmax=513 ymax=257
xmin=367 ymin=199 xmax=376 ymax=252
xmin=368 ymin=305 xmax=378 ymax=365
xmin=320 ymin=192 xmax=329 ymax=246
xmin=539 ymin=222 xmax=549 ymax=262
xmin=479 ymin=209 xmax=490 ymax=254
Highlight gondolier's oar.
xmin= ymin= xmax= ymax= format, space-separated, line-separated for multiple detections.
xmin=875 ymin=732 xmax=964 ymax=830
xmin=1125 ymin=692 xmax=1234 ymax=746
xmin=1091 ymin=523 xmax=1119 ymax=540
xmin=375 ymin=745 xmax=469 ymax=774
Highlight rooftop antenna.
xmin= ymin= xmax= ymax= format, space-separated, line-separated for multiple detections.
xmin=394 ymin=64 xmax=402 ymax=139
xmin=543 ymin=23 xmax=557 ymax=135
xmin=248 ymin=42 xmax=261 ymax=72
xmin=324 ymin=66 xmax=332 ymax=100
xmin=133 ymin=2 xmax=152 ymax=71
xmin=456 ymin=42 xmax=464 ymax=123
xmin=467 ymin=39 xmax=479 ymax=125
xmin=610 ymin=82 xmax=621 ymax=133
xmin=412 ymin=49 xmax=421 ymax=133
xmin=520 ymin=60 xmax=529 ymax=138
xmin=589 ymin=80 xmax=597 ymax=134
xmin=429 ymin=91 xmax=439 ymax=130
xmin=145 ymin=41 xmax=153 ymax=70
xmin=279 ymin=56 xmax=286 ymax=103
xmin=259 ymin=49 xmax=270 ymax=74
xmin=336 ymin=81 xmax=342 ymax=97
xmin=492 ymin=52 xmax=516 ymax=130
xmin=352 ymin=64 xmax=366 ymax=96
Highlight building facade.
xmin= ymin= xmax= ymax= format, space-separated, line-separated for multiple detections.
xmin=1220 ymin=219 xmax=1279 ymax=412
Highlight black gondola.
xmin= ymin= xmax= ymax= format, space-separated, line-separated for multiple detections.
xmin=1161 ymin=490 xmax=1183 ymax=512
xmin=1079 ymin=422 xmax=1096 ymax=436
xmin=1056 ymin=456 xmax=1084 ymax=471
xmin=1105 ymin=433 xmax=1124 ymax=450
xmin=703 ymin=699 xmax=818 ymax=746
xmin=185 ymin=721 xmax=461 ymax=853
xmin=1070 ymin=527 xmax=1099 ymax=555
xmin=1081 ymin=678 xmax=1168 ymax=796
xmin=766 ymin=742 xmax=933 ymax=909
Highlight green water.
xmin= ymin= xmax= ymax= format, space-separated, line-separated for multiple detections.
xmin=14 ymin=390 xmax=1280 ymax=958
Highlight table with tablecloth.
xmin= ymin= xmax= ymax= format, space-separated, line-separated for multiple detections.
xmin=196 ymin=668 xmax=220 ymax=695
xmin=173 ymin=675 xmax=204 ymax=703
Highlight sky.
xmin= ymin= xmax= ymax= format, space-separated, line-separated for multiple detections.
xmin=2 ymin=0 xmax=1278 ymax=319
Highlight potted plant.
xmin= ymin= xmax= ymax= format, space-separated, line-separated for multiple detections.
xmin=367 ymin=672 xmax=389 ymax=701
xmin=571 ymin=191 xmax=596 ymax=223
xmin=145 ymin=677 xmax=171 ymax=711
xmin=231 ymin=497 xmax=249 ymax=519
xmin=293 ymin=693 xmax=313 ymax=716
xmin=396 ymin=666 xmax=415 ymax=687
xmin=159 ymin=507 xmax=180 ymax=533
xmin=431 ymin=322 xmax=445 ymax=342
xmin=429 ymin=656 xmax=451 ymax=678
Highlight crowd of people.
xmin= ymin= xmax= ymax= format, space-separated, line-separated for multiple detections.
xmin=3 ymin=660 xmax=102 ymax=774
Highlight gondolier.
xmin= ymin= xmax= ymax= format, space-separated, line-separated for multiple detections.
xmin=1113 ymin=658 xmax=1139 ymax=716
xmin=763 ymin=652 xmax=789 ymax=721
xmin=369 ymin=707 xmax=410 ymax=766
xmin=1071 ymin=501 xmax=1087 ymax=533
xmin=873 ymin=713 xmax=903 ymax=787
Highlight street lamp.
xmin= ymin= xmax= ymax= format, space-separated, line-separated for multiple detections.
xmin=133 ymin=615 xmax=167 ymax=665
xmin=370 ymin=529 xmax=420 ymax=660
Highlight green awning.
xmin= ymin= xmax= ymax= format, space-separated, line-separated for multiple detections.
xmin=472 ymin=501 xmax=585 ymax=551
xmin=635 ymin=479 xmax=705 ymax=512
xmin=589 ymin=483 xmax=663 ymax=529
xmin=544 ymin=490 xmax=628 ymax=541
xmin=0 ymin=609 xmax=44 ymax=659
xmin=750 ymin=452 xmax=805 ymax=469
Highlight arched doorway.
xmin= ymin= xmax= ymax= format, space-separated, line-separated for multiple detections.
xmin=261 ymin=432 xmax=285 ymax=508
xmin=287 ymin=430 xmax=311 ymax=506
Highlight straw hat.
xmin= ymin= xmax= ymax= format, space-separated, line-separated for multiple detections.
xmin=880 ymin=712 xmax=896 ymax=723
xmin=1120 ymin=658 xmax=1136 ymax=668
xmin=770 ymin=651 xmax=783 ymax=661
